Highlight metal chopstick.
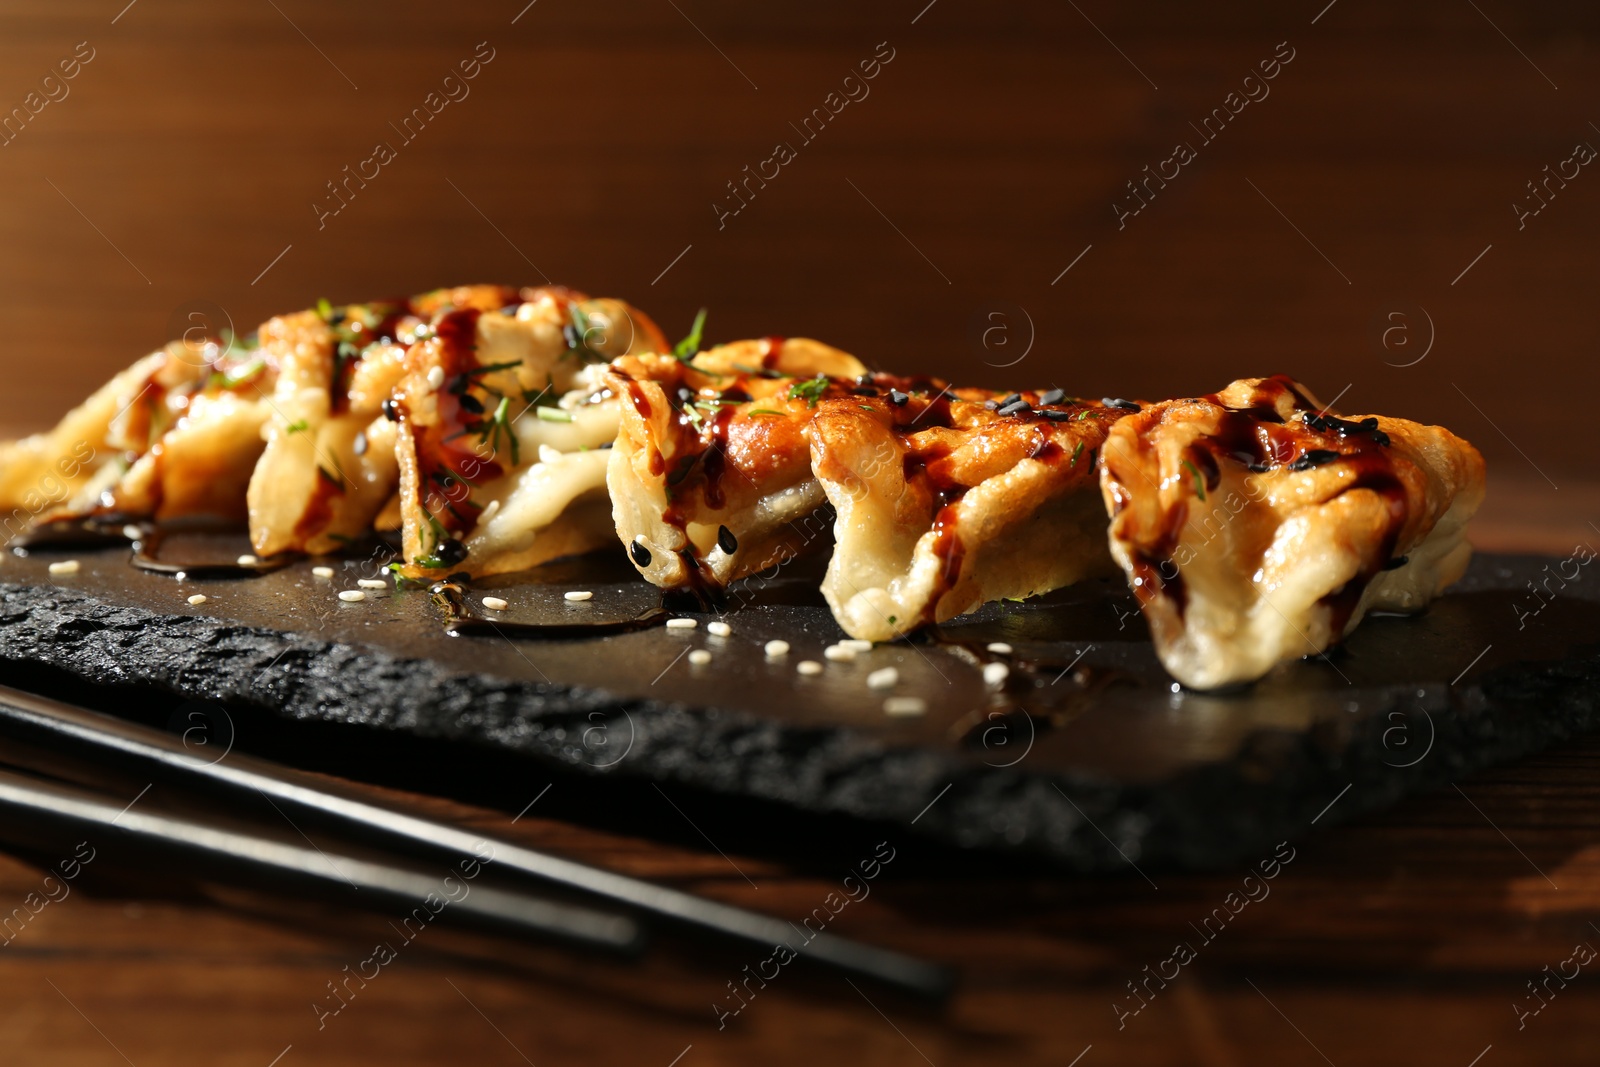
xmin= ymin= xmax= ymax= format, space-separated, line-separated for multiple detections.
xmin=0 ymin=684 xmax=956 ymax=1001
xmin=0 ymin=763 xmax=643 ymax=953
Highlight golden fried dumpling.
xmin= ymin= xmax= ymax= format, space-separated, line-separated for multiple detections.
xmin=811 ymin=383 xmax=1124 ymax=642
xmin=606 ymin=337 xmax=867 ymax=595
xmin=392 ymin=286 xmax=667 ymax=578
xmin=1098 ymin=376 xmax=1486 ymax=690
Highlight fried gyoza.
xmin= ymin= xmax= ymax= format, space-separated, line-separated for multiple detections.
xmin=1098 ymin=376 xmax=1486 ymax=689
xmin=811 ymin=384 xmax=1125 ymax=642
xmin=606 ymin=337 xmax=867 ymax=595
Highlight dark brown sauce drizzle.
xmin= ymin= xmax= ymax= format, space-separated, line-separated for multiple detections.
xmin=131 ymin=530 xmax=299 ymax=579
xmin=931 ymin=631 xmax=1137 ymax=748
xmin=430 ymin=582 xmax=670 ymax=638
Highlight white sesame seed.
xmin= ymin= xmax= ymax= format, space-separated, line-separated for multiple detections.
xmin=866 ymin=667 xmax=899 ymax=690
xmin=312 ymin=566 xmax=335 ymax=579
xmin=538 ymin=444 xmax=563 ymax=465
xmin=986 ymin=642 xmax=1013 ymax=655
xmin=237 ymin=554 xmax=259 ymax=566
xmin=839 ymin=639 xmax=873 ymax=652
xmin=983 ymin=662 xmax=1010 ymax=687
xmin=48 ymin=560 xmax=80 ymax=576
xmin=174 ymin=571 xmax=187 ymax=582
xmin=764 ymin=640 xmax=790 ymax=658
xmin=707 ymin=620 xmax=732 ymax=637
xmin=338 ymin=590 xmax=366 ymax=603
xmin=823 ymin=644 xmax=857 ymax=663
xmin=121 ymin=524 xmax=144 ymax=541
xmin=884 ymin=697 xmax=927 ymax=717
xmin=564 ymin=590 xmax=593 ymax=602
xmin=357 ymin=578 xmax=387 ymax=590
xmin=425 ymin=365 xmax=445 ymax=391
xmin=796 ymin=660 xmax=823 ymax=676
xmin=688 ymin=649 xmax=712 ymax=666
xmin=482 ymin=596 xmax=510 ymax=611
xmin=666 ymin=618 xmax=698 ymax=630
xmin=187 ymin=594 xmax=208 ymax=606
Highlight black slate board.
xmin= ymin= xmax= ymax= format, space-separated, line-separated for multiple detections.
xmin=2 ymin=535 xmax=1597 ymax=873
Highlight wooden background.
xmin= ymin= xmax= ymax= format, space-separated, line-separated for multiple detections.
xmin=2 ymin=1 xmax=1600 ymax=1063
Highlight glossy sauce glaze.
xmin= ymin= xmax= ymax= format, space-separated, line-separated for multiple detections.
xmin=1115 ymin=375 xmax=1407 ymax=630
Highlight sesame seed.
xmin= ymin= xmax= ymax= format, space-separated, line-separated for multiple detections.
xmin=629 ymin=539 xmax=652 ymax=567
xmin=688 ymin=649 xmax=713 ymax=666
xmin=426 ymin=366 xmax=446 ymax=390
xmin=482 ymin=596 xmax=510 ymax=611
xmin=983 ymin=662 xmax=1010 ymax=687
xmin=48 ymin=560 xmax=80 ymax=576
xmin=986 ymin=642 xmax=1013 ymax=655
xmin=866 ymin=667 xmax=899 ymax=690
xmin=338 ymin=590 xmax=366 ymax=603
xmin=823 ymin=645 xmax=857 ymax=662
xmin=839 ymin=639 xmax=873 ymax=652
xmin=312 ymin=566 xmax=335 ymax=578
xmin=187 ymin=594 xmax=208 ymax=606
xmin=121 ymin=524 xmax=144 ymax=541
xmin=357 ymin=578 xmax=387 ymax=590
xmin=884 ymin=697 xmax=927 ymax=717
xmin=707 ymin=620 xmax=731 ymax=637
xmin=237 ymin=555 xmax=259 ymax=566
xmin=539 ymin=444 xmax=563 ymax=465
xmin=796 ymin=660 xmax=823 ymax=676
xmin=717 ymin=524 xmax=739 ymax=554
xmin=666 ymin=618 xmax=698 ymax=630
xmin=764 ymin=640 xmax=790 ymax=658
xmin=564 ymin=590 xmax=593 ymax=602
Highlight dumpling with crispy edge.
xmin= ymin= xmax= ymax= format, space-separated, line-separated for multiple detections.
xmin=393 ymin=286 xmax=668 ymax=578
xmin=606 ymin=337 xmax=868 ymax=595
xmin=1098 ymin=375 xmax=1486 ymax=690
xmin=811 ymin=382 xmax=1124 ymax=642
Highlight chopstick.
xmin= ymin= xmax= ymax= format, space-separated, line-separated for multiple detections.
xmin=0 ymin=684 xmax=956 ymax=1001
xmin=0 ymin=763 xmax=643 ymax=953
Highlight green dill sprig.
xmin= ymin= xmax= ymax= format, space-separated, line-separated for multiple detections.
xmin=788 ymin=374 xmax=829 ymax=407
xmin=673 ymin=308 xmax=708 ymax=363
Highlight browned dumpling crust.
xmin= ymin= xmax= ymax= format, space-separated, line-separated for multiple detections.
xmin=606 ymin=337 xmax=867 ymax=596
xmin=1098 ymin=376 xmax=1486 ymax=689
xmin=811 ymin=382 xmax=1125 ymax=641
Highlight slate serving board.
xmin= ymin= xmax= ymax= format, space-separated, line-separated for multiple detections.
xmin=2 ymin=535 xmax=1597 ymax=874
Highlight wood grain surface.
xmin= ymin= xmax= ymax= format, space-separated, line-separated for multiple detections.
xmin=1 ymin=1 xmax=1597 ymax=1063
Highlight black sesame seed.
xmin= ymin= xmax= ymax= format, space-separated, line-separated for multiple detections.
xmin=630 ymin=538 xmax=652 ymax=567
xmin=1247 ymin=461 xmax=1272 ymax=473
xmin=382 ymin=399 xmax=400 ymax=422
xmin=1382 ymin=555 xmax=1409 ymax=571
xmin=1000 ymin=392 xmax=1022 ymax=408
xmin=458 ymin=393 xmax=485 ymax=415
xmin=717 ymin=524 xmax=738 ymax=554
xmin=1039 ymin=388 xmax=1065 ymax=406
xmin=435 ymin=538 xmax=469 ymax=565
xmin=1287 ymin=449 xmax=1340 ymax=471
xmin=353 ymin=432 xmax=368 ymax=456
xmin=1104 ymin=398 xmax=1141 ymax=412
xmin=1042 ymin=409 xmax=1075 ymax=421
xmin=599 ymin=441 xmax=614 ymax=450
xmin=501 ymin=303 xmax=523 ymax=316
xmin=984 ymin=399 xmax=999 ymax=410
xmin=996 ymin=398 xmax=1031 ymax=417
xmin=889 ymin=390 xmax=909 ymax=407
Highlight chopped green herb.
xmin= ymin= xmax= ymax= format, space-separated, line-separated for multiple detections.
xmin=315 ymin=297 xmax=334 ymax=321
xmin=286 ymin=419 xmax=309 ymax=435
xmin=1070 ymin=440 xmax=1085 ymax=466
xmin=745 ymin=409 xmax=783 ymax=417
xmin=535 ymin=406 xmax=573 ymax=423
xmin=673 ymin=308 xmax=709 ymax=363
xmin=788 ymin=374 xmax=829 ymax=407
xmin=1183 ymin=458 xmax=1206 ymax=501
xmin=477 ymin=395 xmax=521 ymax=466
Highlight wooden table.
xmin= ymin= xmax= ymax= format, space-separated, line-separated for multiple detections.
xmin=0 ymin=497 xmax=1591 ymax=1067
